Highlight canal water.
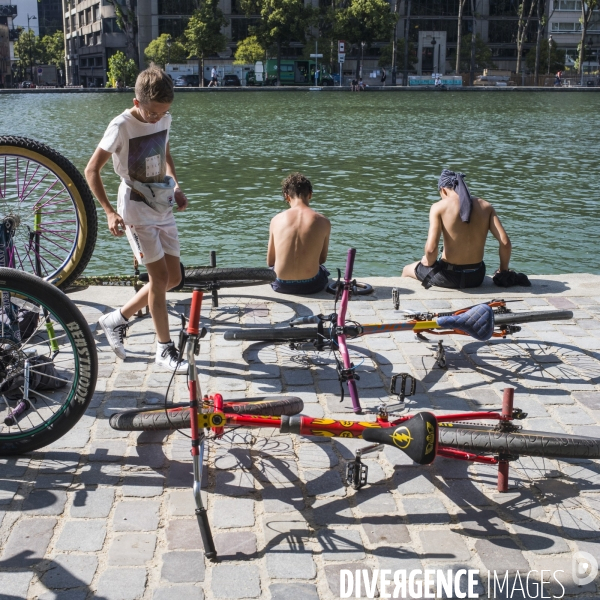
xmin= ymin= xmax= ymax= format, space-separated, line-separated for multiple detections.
xmin=1 ymin=91 xmax=598 ymax=277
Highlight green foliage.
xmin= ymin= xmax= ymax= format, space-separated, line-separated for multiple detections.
xmin=337 ymin=0 xmax=397 ymax=48
xmin=184 ymin=0 xmax=229 ymax=63
xmin=525 ymin=40 xmax=565 ymax=74
xmin=256 ymin=0 xmax=310 ymax=49
xmin=234 ymin=36 xmax=266 ymax=64
xmin=14 ymin=30 xmax=43 ymax=70
xmin=39 ymin=32 xmax=66 ymax=70
xmin=145 ymin=34 xmax=188 ymax=68
xmin=459 ymin=34 xmax=496 ymax=72
xmin=107 ymin=51 xmax=139 ymax=87
xmin=378 ymin=39 xmax=416 ymax=70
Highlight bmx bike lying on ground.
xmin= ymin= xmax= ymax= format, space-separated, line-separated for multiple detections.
xmin=224 ymin=248 xmax=574 ymax=413
xmin=109 ymin=286 xmax=598 ymax=561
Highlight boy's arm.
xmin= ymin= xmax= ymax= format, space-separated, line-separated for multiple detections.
xmin=267 ymin=220 xmax=276 ymax=267
xmin=85 ymin=147 xmax=125 ymax=237
xmin=422 ymin=204 xmax=442 ymax=266
xmin=489 ymin=208 xmax=512 ymax=271
xmin=319 ymin=220 xmax=331 ymax=264
xmin=166 ymin=142 xmax=187 ymax=211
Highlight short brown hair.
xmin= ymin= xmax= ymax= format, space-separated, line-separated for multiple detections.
xmin=135 ymin=66 xmax=174 ymax=104
xmin=281 ymin=172 xmax=312 ymax=201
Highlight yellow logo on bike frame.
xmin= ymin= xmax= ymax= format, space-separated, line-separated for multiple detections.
xmin=392 ymin=426 xmax=413 ymax=450
xmin=425 ymin=421 xmax=435 ymax=455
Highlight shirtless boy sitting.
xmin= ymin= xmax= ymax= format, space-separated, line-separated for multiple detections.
xmin=402 ymin=169 xmax=511 ymax=289
xmin=268 ymin=173 xmax=331 ymax=295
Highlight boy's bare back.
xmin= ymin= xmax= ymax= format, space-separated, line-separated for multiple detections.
xmin=435 ymin=195 xmax=495 ymax=265
xmin=269 ymin=204 xmax=330 ymax=280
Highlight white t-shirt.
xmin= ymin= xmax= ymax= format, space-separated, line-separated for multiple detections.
xmin=211 ymin=68 xmax=217 ymax=78
xmin=99 ymin=109 xmax=174 ymax=226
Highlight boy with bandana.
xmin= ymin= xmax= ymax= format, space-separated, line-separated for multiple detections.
xmin=402 ymin=169 xmax=512 ymax=289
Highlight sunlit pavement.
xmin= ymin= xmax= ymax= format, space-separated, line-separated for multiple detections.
xmin=1 ymin=273 xmax=600 ymax=599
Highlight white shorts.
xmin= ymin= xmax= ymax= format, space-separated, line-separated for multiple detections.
xmin=125 ymin=222 xmax=180 ymax=265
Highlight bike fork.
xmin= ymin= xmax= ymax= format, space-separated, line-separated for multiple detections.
xmin=187 ymin=290 xmax=217 ymax=560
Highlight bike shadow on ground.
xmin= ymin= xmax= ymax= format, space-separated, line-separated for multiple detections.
xmin=0 ymin=551 xmax=111 ymax=600
xmin=423 ymin=277 xmax=571 ymax=296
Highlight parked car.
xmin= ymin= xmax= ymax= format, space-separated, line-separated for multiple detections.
xmin=173 ymin=75 xmax=209 ymax=87
xmin=223 ymin=74 xmax=241 ymax=87
xmin=21 ymin=81 xmax=34 ymax=88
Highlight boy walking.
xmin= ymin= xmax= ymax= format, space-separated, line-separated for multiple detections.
xmin=268 ymin=173 xmax=331 ymax=295
xmin=85 ymin=66 xmax=189 ymax=372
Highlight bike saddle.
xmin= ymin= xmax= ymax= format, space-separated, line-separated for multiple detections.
xmin=362 ymin=412 xmax=438 ymax=465
xmin=435 ymin=303 xmax=494 ymax=341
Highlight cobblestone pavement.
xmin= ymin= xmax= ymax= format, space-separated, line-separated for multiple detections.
xmin=2 ymin=276 xmax=600 ymax=599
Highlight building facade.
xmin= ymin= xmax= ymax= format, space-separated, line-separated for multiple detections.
xmin=0 ymin=3 xmax=17 ymax=87
xmin=62 ymin=0 xmax=128 ymax=86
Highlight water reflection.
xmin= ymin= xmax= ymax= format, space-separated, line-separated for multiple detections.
xmin=1 ymin=91 xmax=597 ymax=276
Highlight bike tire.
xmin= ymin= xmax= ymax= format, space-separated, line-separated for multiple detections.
xmin=184 ymin=267 xmax=275 ymax=285
xmin=325 ymin=281 xmax=374 ymax=296
xmin=0 ymin=136 xmax=98 ymax=288
xmin=0 ymin=268 xmax=98 ymax=455
xmin=109 ymin=396 xmax=304 ymax=431
xmin=223 ymin=327 xmax=321 ymax=342
xmin=494 ymin=309 xmax=573 ymax=326
xmin=439 ymin=424 xmax=600 ymax=459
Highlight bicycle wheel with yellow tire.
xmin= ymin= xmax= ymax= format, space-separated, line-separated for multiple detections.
xmin=0 ymin=136 xmax=97 ymax=289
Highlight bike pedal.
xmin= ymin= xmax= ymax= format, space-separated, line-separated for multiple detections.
xmin=390 ymin=373 xmax=417 ymax=401
xmin=345 ymin=460 xmax=369 ymax=490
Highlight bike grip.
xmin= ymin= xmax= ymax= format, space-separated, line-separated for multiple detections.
xmin=344 ymin=248 xmax=356 ymax=282
xmin=195 ymin=507 xmax=217 ymax=560
xmin=188 ymin=290 xmax=203 ymax=335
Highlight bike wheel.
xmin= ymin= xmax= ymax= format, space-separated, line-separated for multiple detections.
xmin=109 ymin=395 xmax=304 ymax=431
xmin=0 ymin=136 xmax=98 ymax=289
xmin=0 ymin=268 xmax=98 ymax=455
xmin=494 ymin=309 xmax=573 ymax=326
xmin=439 ymin=424 xmax=600 ymax=459
xmin=184 ymin=266 xmax=275 ymax=289
xmin=224 ymin=326 xmax=321 ymax=342
xmin=325 ymin=281 xmax=374 ymax=296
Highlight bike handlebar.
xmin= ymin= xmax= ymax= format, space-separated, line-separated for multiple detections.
xmin=344 ymin=248 xmax=356 ymax=282
xmin=289 ymin=316 xmax=321 ymax=325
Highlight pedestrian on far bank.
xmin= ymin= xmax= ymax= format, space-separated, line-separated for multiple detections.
xmin=209 ymin=66 xmax=218 ymax=87
xmin=351 ymin=77 xmax=358 ymax=91
xmin=359 ymin=78 xmax=365 ymax=91
xmin=381 ymin=68 xmax=387 ymax=86
xmin=554 ymin=71 xmax=562 ymax=87
xmin=85 ymin=65 xmax=189 ymax=372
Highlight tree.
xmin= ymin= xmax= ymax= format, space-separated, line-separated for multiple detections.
xmin=337 ymin=0 xmax=396 ymax=79
xmin=525 ymin=38 xmax=565 ymax=73
xmin=455 ymin=0 xmax=467 ymax=73
xmin=14 ymin=30 xmax=43 ymax=76
xmin=459 ymin=34 xmax=496 ymax=73
xmin=39 ymin=31 xmax=65 ymax=71
xmin=515 ymin=0 xmax=536 ymax=76
xmin=378 ymin=38 xmax=416 ymax=72
xmin=184 ymin=0 xmax=228 ymax=87
xmin=105 ymin=0 xmax=139 ymax=67
xmin=234 ymin=35 xmax=266 ymax=65
xmin=145 ymin=34 xmax=187 ymax=68
xmin=107 ymin=51 xmax=138 ymax=87
xmin=577 ymin=0 xmax=599 ymax=76
xmin=242 ymin=0 xmax=309 ymax=85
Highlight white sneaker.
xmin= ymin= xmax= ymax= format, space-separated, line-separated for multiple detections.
xmin=98 ymin=309 xmax=129 ymax=359
xmin=156 ymin=341 xmax=188 ymax=374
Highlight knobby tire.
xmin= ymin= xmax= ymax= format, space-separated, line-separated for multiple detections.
xmin=0 ymin=269 xmax=98 ymax=455
xmin=494 ymin=310 xmax=573 ymax=326
xmin=109 ymin=396 xmax=304 ymax=431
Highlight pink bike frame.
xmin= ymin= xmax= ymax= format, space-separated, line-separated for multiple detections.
xmin=336 ymin=248 xmax=363 ymax=413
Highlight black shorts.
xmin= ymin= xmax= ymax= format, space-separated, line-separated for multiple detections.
xmin=415 ymin=260 xmax=486 ymax=289
xmin=271 ymin=265 xmax=330 ymax=295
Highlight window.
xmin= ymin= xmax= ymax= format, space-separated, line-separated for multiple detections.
xmin=553 ymin=0 xmax=582 ymax=10
xmin=95 ymin=56 xmax=103 ymax=66
xmin=158 ymin=17 xmax=189 ymax=38
xmin=81 ymin=57 xmax=88 ymax=66
xmin=85 ymin=8 xmax=91 ymax=24
xmin=551 ymin=21 xmax=581 ymax=32
xmin=65 ymin=18 xmax=70 ymax=32
xmin=93 ymin=4 xmax=100 ymax=21
xmin=158 ymin=0 xmax=196 ymax=16
xmin=103 ymin=18 xmax=122 ymax=33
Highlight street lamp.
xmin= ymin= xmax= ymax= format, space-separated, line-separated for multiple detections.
xmin=27 ymin=14 xmax=37 ymax=82
xmin=547 ymin=34 xmax=552 ymax=76
xmin=431 ymin=37 xmax=436 ymax=74
xmin=166 ymin=36 xmax=172 ymax=66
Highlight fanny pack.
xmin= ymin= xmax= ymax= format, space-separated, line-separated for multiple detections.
xmin=129 ymin=176 xmax=176 ymax=214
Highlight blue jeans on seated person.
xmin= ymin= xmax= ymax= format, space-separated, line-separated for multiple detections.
xmin=271 ymin=265 xmax=330 ymax=295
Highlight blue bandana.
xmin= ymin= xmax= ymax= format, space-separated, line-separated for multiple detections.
xmin=438 ymin=169 xmax=473 ymax=223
